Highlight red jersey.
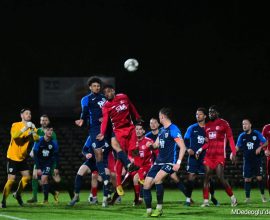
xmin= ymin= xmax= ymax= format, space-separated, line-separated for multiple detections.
xmin=262 ymin=124 xmax=270 ymax=152
xmin=136 ymin=136 xmax=154 ymax=167
xmin=101 ymin=93 xmax=140 ymax=135
xmin=202 ymin=118 xmax=236 ymax=159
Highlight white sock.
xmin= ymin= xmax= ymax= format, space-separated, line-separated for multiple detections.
xmin=186 ymin=198 xmax=191 ymax=202
xmin=147 ymin=208 xmax=152 ymax=213
xmin=156 ymin=204 xmax=162 ymax=210
xmin=204 ymin=199 xmax=209 ymax=203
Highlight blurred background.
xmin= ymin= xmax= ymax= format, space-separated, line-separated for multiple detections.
xmin=0 ymin=0 xmax=269 ymax=188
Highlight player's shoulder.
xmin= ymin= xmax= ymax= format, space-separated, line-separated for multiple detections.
xmin=263 ymin=124 xmax=270 ymax=130
xmin=116 ymin=93 xmax=127 ymax=99
xmin=81 ymin=94 xmax=91 ymax=102
xmin=252 ymin=129 xmax=262 ymax=135
xmin=187 ymin=123 xmax=198 ymax=130
xmin=238 ymin=131 xmax=246 ymax=138
xmin=144 ymin=136 xmax=154 ymax=142
xmin=169 ymin=123 xmax=180 ymax=131
xmin=11 ymin=121 xmax=23 ymax=128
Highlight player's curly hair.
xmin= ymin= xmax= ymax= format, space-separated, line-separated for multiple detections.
xmin=87 ymin=76 xmax=102 ymax=87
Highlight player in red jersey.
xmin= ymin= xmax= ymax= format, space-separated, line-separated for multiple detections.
xmin=107 ymin=122 xmax=154 ymax=206
xmin=97 ymin=85 xmax=142 ymax=196
xmin=196 ymin=105 xmax=238 ymax=207
xmin=262 ymin=124 xmax=270 ymax=198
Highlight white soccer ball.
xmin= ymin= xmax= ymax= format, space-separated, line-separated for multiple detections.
xmin=124 ymin=58 xmax=139 ymax=72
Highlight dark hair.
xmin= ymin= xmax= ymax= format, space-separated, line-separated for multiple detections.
xmin=243 ymin=118 xmax=252 ymax=124
xmin=40 ymin=114 xmax=49 ymax=119
xmin=159 ymin=107 xmax=172 ymax=120
xmin=197 ymin=107 xmax=207 ymax=115
xmin=135 ymin=121 xmax=145 ymax=129
xmin=87 ymin=77 xmax=102 ymax=87
xmin=20 ymin=108 xmax=31 ymax=114
xmin=209 ymin=105 xmax=219 ymax=113
xmin=103 ymin=84 xmax=115 ymax=91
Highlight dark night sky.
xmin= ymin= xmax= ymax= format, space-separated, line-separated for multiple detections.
xmin=0 ymin=1 xmax=270 ymax=129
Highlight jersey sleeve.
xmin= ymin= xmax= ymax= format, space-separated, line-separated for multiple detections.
xmin=255 ymin=130 xmax=267 ymax=144
xmin=100 ymin=104 xmax=109 ymax=135
xmin=184 ymin=126 xmax=192 ymax=148
xmin=170 ymin=125 xmax=183 ymax=140
xmin=126 ymin=95 xmax=140 ymax=120
xmin=236 ymin=133 xmax=243 ymax=149
xmin=224 ymin=121 xmax=236 ymax=155
xmin=80 ymin=96 xmax=89 ymax=121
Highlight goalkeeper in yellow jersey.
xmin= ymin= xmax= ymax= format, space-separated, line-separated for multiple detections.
xmin=1 ymin=108 xmax=39 ymax=208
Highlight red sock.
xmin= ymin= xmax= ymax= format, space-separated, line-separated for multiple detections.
xmin=203 ymin=187 xmax=209 ymax=199
xmin=115 ymin=160 xmax=123 ymax=186
xmin=91 ymin=187 xmax=98 ymax=197
xmin=134 ymin=184 xmax=140 ymax=200
xmin=225 ymin=186 xmax=233 ymax=197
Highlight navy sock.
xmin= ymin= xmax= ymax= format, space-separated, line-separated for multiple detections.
xmin=244 ymin=182 xmax=251 ymax=198
xmin=258 ymin=180 xmax=265 ymax=195
xmin=209 ymin=179 xmax=215 ymax=196
xmin=43 ymin=184 xmax=49 ymax=201
xmin=176 ymin=181 xmax=187 ymax=197
xmin=186 ymin=180 xmax=194 ymax=198
xmin=117 ymin=151 xmax=130 ymax=167
xmin=143 ymin=188 xmax=152 ymax=209
xmin=96 ymin=161 xmax=108 ymax=182
xmin=139 ymin=185 xmax=144 ymax=198
xmin=74 ymin=174 xmax=83 ymax=194
xmin=156 ymin=184 xmax=164 ymax=205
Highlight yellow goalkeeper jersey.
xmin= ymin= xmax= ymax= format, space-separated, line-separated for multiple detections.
xmin=7 ymin=121 xmax=38 ymax=161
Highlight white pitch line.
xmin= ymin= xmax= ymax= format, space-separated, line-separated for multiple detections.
xmin=0 ymin=214 xmax=28 ymax=220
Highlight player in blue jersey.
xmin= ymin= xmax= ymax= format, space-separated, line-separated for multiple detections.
xmin=33 ymin=126 xmax=59 ymax=204
xmin=75 ymin=77 xmax=111 ymax=200
xmin=143 ymin=107 xmax=186 ymax=217
xmin=68 ymin=136 xmax=113 ymax=207
xmin=236 ymin=118 xmax=268 ymax=203
xmin=184 ymin=107 xmax=218 ymax=206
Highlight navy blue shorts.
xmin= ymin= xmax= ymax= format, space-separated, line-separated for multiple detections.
xmin=243 ymin=158 xmax=263 ymax=178
xmin=186 ymin=156 xmax=205 ymax=175
xmin=83 ymin=158 xmax=98 ymax=172
xmin=147 ymin=164 xmax=174 ymax=178
xmin=89 ymin=129 xmax=105 ymax=149
xmin=40 ymin=163 xmax=53 ymax=176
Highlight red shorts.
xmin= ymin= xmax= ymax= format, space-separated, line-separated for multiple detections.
xmin=107 ymin=151 xmax=116 ymax=173
xmin=137 ymin=164 xmax=152 ymax=180
xmin=114 ymin=126 xmax=137 ymax=153
xmin=203 ymin=157 xmax=225 ymax=170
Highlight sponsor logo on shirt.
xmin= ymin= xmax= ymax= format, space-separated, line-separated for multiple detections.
xmin=116 ymin=104 xmax=127 ymax=112
xmin=252 ymin=136 xmax=257 ymax=141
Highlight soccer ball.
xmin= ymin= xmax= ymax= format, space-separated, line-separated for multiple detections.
xmin=124 ymin=58 xmax=139 ymax=72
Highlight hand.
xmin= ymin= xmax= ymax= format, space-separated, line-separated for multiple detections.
xmin=173 ymin=163 xmax=180 ymax=172
xmin=187 ymin=149 xmax=195 ymax=156
xmin=265 ymin=149 xmax=270 ymax=157
xmin=195 ymin=148 xmax=202 ymax=159
xmin=75 ymin=119 xmax=84 ymax=127
xmin=29 ymin=149 xmax=34 ymax=158
xmin=96 ymin=133 xmax=104 ymax=141
xmin=86 ymin=153 xmax=92 ymax=159
xmin=31 ymin=123 xmax=36 ymax=129
xmin=230 ymin=153 xmax=237 ymax=165
xmin=26 ymin=121 xmax=33 ymax=128
xmin=255 ymin=147 xmax=262 ymax=155
xmin=37 ymin=169 xmax=42 ymax=176
xmin=99 ymin=117 xmax=103 ymax=122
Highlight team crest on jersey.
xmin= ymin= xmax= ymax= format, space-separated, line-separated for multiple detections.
xmin=216 ymin=126 xmax=220 ymax=130
xmin=9 ymin=168 xmax=13 ymax=173
xmin=92 ymin=143 xmax=96 ymax=148
xmin=252 ymin=136 xmax=257 ymax=141
xmin=48 ymin=145 xmax=53 ymax=149
xmin=142 ymin=145 xmax=146 ymax=150
xmin=165 ymin=132 xmax=169 ymax=138
xmin=209 ymin=131 xmax=216 ymax=139
xmin=120 ymin=100 xmax=125 ymax=104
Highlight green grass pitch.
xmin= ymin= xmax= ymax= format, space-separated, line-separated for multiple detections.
xmin=0 ymin=188 xmax=270 ymax=220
